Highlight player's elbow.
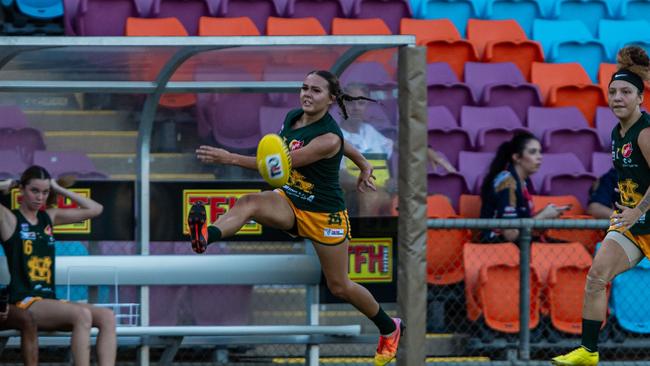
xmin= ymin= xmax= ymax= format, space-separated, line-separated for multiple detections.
xmin=90 ymin=203 xmax=104 ymax=218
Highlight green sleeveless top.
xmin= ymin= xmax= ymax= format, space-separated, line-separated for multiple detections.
xmin=279 ymin=109 xmax=346 ymax=212
xmin=2 ymin=210 xmax=57 ymax=303
xmin=611 ymin=112 xmax=650 ymax=235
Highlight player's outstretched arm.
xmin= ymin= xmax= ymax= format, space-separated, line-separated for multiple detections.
xmin=0 ymin=179 xmax=18 ymax=241
xmin=196 ymin=145 xmax=257 ymax=170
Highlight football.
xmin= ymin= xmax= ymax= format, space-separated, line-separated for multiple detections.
xmin=256 ymin=134 xmax=292 ymax=188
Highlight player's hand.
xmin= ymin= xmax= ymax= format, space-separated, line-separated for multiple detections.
xmin=0 ymin=179 xmax=17 ymax=194
xmin=196 ymin=145 xmax=232 ymax=165
xmin=357 ymin=166 xmax=376 ymax=193
xmin=611 ymin=203 xmax=644 ymax=233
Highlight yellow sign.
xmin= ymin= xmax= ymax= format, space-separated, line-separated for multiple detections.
xmin=348 ymin=237 xmax=393 ymax=283
xmin=182 ymin=189 xmax=262 ymax=235
xmin=11 ymin=189 xmax=91 ymax=234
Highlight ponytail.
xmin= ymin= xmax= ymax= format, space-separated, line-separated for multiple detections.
xmin=480 ymin=132 xmax=538 ymax=199
xmin=307 ymin=70 xmax=378 ymax=120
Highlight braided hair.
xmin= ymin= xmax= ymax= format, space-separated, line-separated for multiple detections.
xmin=308 ymin=70 xmax=377 ymax=119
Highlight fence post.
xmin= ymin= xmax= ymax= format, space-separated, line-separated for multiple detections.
xmin=305 ymin=241 xmax=319 ymax=366
xmin=518 ymin=222 xmax=532 ymax=361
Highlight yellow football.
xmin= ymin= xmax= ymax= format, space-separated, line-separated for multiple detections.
xmin=256 ymin=134 xmax=292 ymax=188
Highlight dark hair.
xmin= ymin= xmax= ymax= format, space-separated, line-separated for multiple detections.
xmin=616 ymin=46 xmax=650 ymax=82
xmin=480 ymin=132 xmax=539 ymax=199
xmin=307 ymin=70 xmax=377 ymax=119
xmin=19 ymin=165 xmax=58 ymax=207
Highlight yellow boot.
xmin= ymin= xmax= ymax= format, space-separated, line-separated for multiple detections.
xmin=551 ymin=346 xmax=599 ymax=366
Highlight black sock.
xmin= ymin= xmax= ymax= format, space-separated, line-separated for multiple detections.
xmin=207 ymin=226 xmax=222 ymax=244
xmin=370 ymin=307 xmax=396 ymax=335
xmin=581 ymin=318 xmax=602 ymax=352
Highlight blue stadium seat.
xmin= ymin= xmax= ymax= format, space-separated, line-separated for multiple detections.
xmin=533 ymin=19 xmax=608 ymax=82
xmin=55 ymin=241 xmax=89 ymax=302
xmin=611 ymin=258 xmax=650 ymax=334
xmin=598 ymin=19 xmax=650 ymax=61
xmin=619 ymin=0 xmax=650 ymax=23
xmin=484 ymin=0 xmax=544 ymax=37
xmin=418 ymin=0 xmax=481 ymax=36
xmin=553 ymin=0 xmax=614 ymax=36
xmin=15 ymin=0 xmax=63 ymax=19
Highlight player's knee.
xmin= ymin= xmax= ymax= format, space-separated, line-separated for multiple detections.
xmin=16 ymin=308 xmax=37 ymax=333
xmin=585 ymin=267 xmax=608 ymax=294
xmin=234 ymin=194 xmax=260 ymax=211
xmin=74 ymin=307 xmax=93 ymax=330
xmin=95 ymin=308 xmax=116 ymax=330
xmin=327 ymin=280 xmax=351 ymax=300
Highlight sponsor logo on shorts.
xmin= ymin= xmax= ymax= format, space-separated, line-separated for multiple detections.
xmin=265 ymin=154 xmax=284 ymax=179
xmin=323 ymin=228 xmax=345 ymax=238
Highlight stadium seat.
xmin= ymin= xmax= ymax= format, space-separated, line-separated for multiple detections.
xmin=55 ymin=241 xmax=89 ymax=302
xmin=284 ymin=0 xmax=348 ymax=33
xmin=426 ymin=63 xmax=476 ymax=121
xmin=553 ymin=0 xmax=613 ymax=36
xmin=599 ymin=63 xmax=650 ymax=112
xmin=483 ymin=0 xmax=544 ymax=37
xmin=459 ymin=194 xmax=481 ymax=218
xmin=427 ymin=194 xmax=457 ymax=217
xmin=259 ymin=106 xmax=292 ymax=135
xmin=460 ymin=105 xmax=526 ymax=152
xmin=466 ymin=19 xmax=544 ymax=80
xmin=262 ymin=64 xmax=313 ymax=107
xmin=619 ymin=0 xmax=650 ymax=23
xmin=266 ymin=16 xmax=326 ymax=35
xmin=611 ymin=258 xmax=650 ymax=334
xmin=531 ymin=243 xmax=592 ymax=299
xmin=427 ymin=172 xmax=469 ymax=210
xmin=463 ymin=242 xmax=519 ymax=322
xmin=533 ymin=19 xmax=608 ymax=82
xmin=351 ymin=0 xmax=412 ymax=34
xmin=592 ymin=152 xmax=612 ymax=176
xmin=0 ymin=106 xmax=29 ymax=129
xmin=152 ymin=0 xmax=221 ymax=35
xmin=527 ymin=106 xmax=603 ymax=170
xmin=399 ymin=18 xmax=460 ymax=45
xmin=598 ymin=20 xmax=650 ymax=61
xmin=532 ymin=153 xmax=597 ymax=208
xmin=547 ymin=264 xmax=591 ymax=334
xmin=418 ymin=0 xmax=481 ymax=36
xmin=458 ymin=151 xmax=494 ymax=194
xmin=34 ymin=151 xmax=107 ymax=179
xmin=0 ymin=150 xmax=27 ymax=179
xmin=464 ymin=62 xmax=542 ymax=122
xmin=331 ymin=17 xmax=394 ymax=66
xmin=65 ymin=0 xmax=152 ymax=35
xmin=340 ymin=61 xmax=394 ymax=87
xmin=14 ymin=128 xmax=46 ymax=164
xmin=125 ymin=17 xmax=196 ymax=109
xmin=198 ymin=16 xmax=261 ymax=35
xmin=479 ymin=263 xmax=541 ymax=333
xmin=531 ymin=62 xmax=607 ymax=124
xmin=427 ymin=105 xmax=472 ymax=167
xmin=220 ymin=0 xmax=285 ymax=34
xmin=15 ymin=0 xmax=63 ymax=19
xmin=595 ymin=106 xmax=618 ymax=149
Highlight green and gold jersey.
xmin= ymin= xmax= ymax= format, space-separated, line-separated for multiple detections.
xmin=2 ymin=210 xmax=57 ymax=303
xmin=612 ymin=112 xmax=650 ymax=235
xmin=279 ymin=109 xmax=346 ymax=213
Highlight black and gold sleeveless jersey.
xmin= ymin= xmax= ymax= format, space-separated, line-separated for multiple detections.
xmin=611 ymin=112 xmax=650 ymax=235
xmin=279 ymin=109 xmax=346 ymax=213
xmin=2 ymin=210 xmax=56 ymax=303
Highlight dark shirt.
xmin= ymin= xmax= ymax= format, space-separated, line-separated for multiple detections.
xmin=588 ymin=168 xmax=618 ymax=208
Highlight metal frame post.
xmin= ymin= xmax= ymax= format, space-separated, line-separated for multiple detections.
xmin=518 ymin=222 xmax=533 ymax=361
xmin=305 ymin=241 xmax=320 ymax=366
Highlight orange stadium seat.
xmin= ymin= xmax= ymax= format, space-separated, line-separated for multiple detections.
xmin=547 ymin=264 xmax=591 ymax=334
xmin=459 ymin=194 xmax=481 ymax=218
xmin=332 ymin=17 xmax=393 ymax=69
xmin=125 ymin=17 xmax=196 ymax=109
xmin=463 ymin=242 xmax=519 ymax=322
xmin=400 ymin=18 xmax=478 ymax=80
xmin=466 ymin=19 xmax=544 ymax=80
xmin=198 ymin=16 xmax=261 ymax=35
xmin=266 ymin=16 xmax=327 ymax=35
xmin=531 ymin=62 xmax=606 ymax=126
xmin=479 ymin=263 xmax=541 ymax=333
xmin=427 ymin=194 xmax=456 ymax=217
xmin=532 ymin=195 xmax=583 ymax=216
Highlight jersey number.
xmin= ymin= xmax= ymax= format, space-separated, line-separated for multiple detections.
xmin=23 ymin=240 xmax=33 ymax=255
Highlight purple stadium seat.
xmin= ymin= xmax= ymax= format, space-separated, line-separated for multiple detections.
xmin=528 ymin=106 xmax=602 ymax=171
xmin=591 ymin=152 xmax=612 ymax=177
xmin=221 ymin=0 xmax=285 ymax=34
xmin=464 ymin=62 xmax=542 ymax=122
xmin=532 ymin=152 xmax=597 ymax=207
xmin=284 ymin=0 xmax=349 ymax=33
xmin=67 ymin=0 xmax=153 ymax=35
xmin=427 ymin=172 xmax=469 ymax=210
xmin=259 ymin=106 xmax=291 ymax=135
xmin=427 ymin=106 xmax=471 ymax=167
xmin=340 ymin=61 xmax=394 ymax=87
xmin=595 ymin=106 xmax=617 ymax=149
xmin=152 ymin=0 xmax=221 ymax=35
xmin=263 ymin=64 xmax=314 ymax=107
xmin=460 ymin=106 xmax=527 ymax=151
xmin=33 ymin=151 xmax=107 ymax=179
xmin=351 ymin=0 xmax=412 ymax=34
xmin=427 ymin=63 xmax=476 ymax=120
xmin=458 ymin=151 xmax=494 ymax=193
xmin=0 ymin=150 xmax=27 ymax=179
xmin=0 ymin=128 xmax=16 ymax=152
xmin=14 ymin=128 xmax=46 ymax=165
xmin=0 ymin=106 xmax=28 ymax=129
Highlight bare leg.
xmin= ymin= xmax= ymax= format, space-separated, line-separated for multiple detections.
xmin=312 ymin=240 xmax=380 ymax=317
xmin=583 ymin=238 xmax=632 ymax=320
xmin=29 ymin=300 xmax=93 ymax=366
xmin=0 ymin=305 xmax=38 ymax=366
xmin=211 ymin=191 xmax=296 ymax=237
xmin=76 ymin=303 xmax=116 ymax=366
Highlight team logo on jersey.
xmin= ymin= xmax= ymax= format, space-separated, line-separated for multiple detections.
xmin=44 ymin=225 xmax=53 ymax=237
xmin=289 ymin=139 xmax=304 ymax=151
xmin=622 ymin=143 xmax=633 ymax=158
